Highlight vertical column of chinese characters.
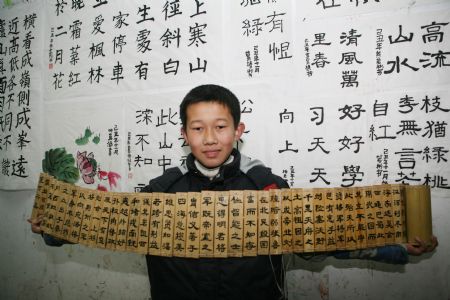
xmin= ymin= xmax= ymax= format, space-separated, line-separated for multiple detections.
xmin=43 ymin=178 xmax=61 ymax=237
xmin=106 ymin=124 xmax=121 ymax=169
xmin=31 ymin=173 xmax=47 ymax=219
xmin=343 ymin=188 xmax=357 ymax=250
xmin=110 ymin=7 xmax=130 ymax=85
xmin=280 ymin=189 xmax=293 ymax=254
xmin=106 ymin=193 xmax=120 ymax=250
xmin=339 ymin=103 xmax=366 ymax=188
xmin=243 ymin=190 xmax=258 ymax=256
xmin=382 ymin=186 xmax=395 ymax=245
xmin=229 ymin=190 xmax=244 ymax=257
xmin=309 ymin=105 xmax=332 ymax=187
xmin=39 ymin=176 xmax=51 ymax=233
xmin=383 ymin=23 xmax=419 ymax=77
xmin=148 ymin=193 xmax=164 ymax=256
xmin=268 ymin=188 xmax=282 ymax=254
xmin=79 ymin=190 xmax=95 ymax=246
xmin=257 ymin=190 xmax=270 ymax=255
xmin=309 ymin=32 xmax=332 ymax=78
xmin=137 ymin=193 xmax=152 ymax=254
xmin=160 ymin=0 xmax=183 ymax=77
xmin=68 ymin=13 xmax=82 ymax=89
xmin=364 ymin=187 xmax=376 ymax=248
xmin=291 ymin=189 xmax=304 ymax=253
xmin=186 ymin=192 xmax=201 ymax=258
xmin=63 ymin=183 xmax=77 ymax=243
xmin=394 ymin=92 xmax=426 ymax=186
xmin=125 ymin=194 xmax=140 ymax=252
xmin=214 ymin=191 xmax=229 ymax=258
xmin=51 ymin=0 xmax=84 ymax=91
xmin=88 ymin=190 xmax=103 ymax=248
xmin=419 ymin=21 xmax=450 ymax=189
xmin=302 ymin=189 xmax=315 ymax=252
xmin=266 ymin=6 xmax=290 ymax=68
xmin=278 ymin=108 xmax=299 ymax=181
xmin=63 ymin=182 xmax=78 ymax=242
xmin=133 ymin=3 xmax=154 ymax=83
xmin=334 ymin=188 xmax=346 ymax=250
xmin=240 ymin=0 xmax=259 ymax=78
xmin=372 ymin=186 xmax=386 ymax=247
xmin=313 ymin=189 xmax=327 ymax=252
xmin=0 ymin=13 xmax=37 ymax=183
xmin=339 ymin=28 xmax=363 ymax=89
xmin=97 ymin=192 xmax=112 ymax=248
xmin=155 ymin=106 xmax=179 ymax=175
xmin=51 ymin=181 xmax=67 ymax=239
xmin=71 ymin=186 xmax=88 ymax=244
xmin=324 ymin=188 xmax=336 ymax=251
xmin=370 ymin=96 xmax=395 ymax=183
xmin=354 ymin=186 xmax=367 ymax=249
xmin=160 ymin=193 xmax=175 ymax=257
xmin=116 ymin=193 xmax=131 ymax=251
xmin=187 ymin=0 xmax=208 ymax=75
xmin=86 ymin=1 xmax=106 ymax=89
xmin=133 ymin=106 xmax=153 ymax=190
xmin=391 ymin=184 xmax=406 ymax=244
xmin=173 ymin=192 xmax=187 ymax=257
xmin=199 ymin=191 xmax=215 ymax=257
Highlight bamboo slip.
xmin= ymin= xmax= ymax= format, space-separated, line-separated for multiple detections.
xmin=32 ymin=173 xmax=433 ymax=257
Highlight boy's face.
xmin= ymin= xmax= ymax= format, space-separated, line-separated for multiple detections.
xmin=182 ymin=101 xmax=245 ymax=168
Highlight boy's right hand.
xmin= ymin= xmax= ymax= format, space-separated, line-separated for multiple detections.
xmin=27 ymin=215 xmax=43 ymax=234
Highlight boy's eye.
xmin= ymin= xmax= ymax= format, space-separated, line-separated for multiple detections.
xmin=216 ymin=125 xmax=226 ymax=129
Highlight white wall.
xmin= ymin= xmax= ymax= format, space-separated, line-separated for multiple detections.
xmin=1 ymin=0 xmax=450 ymax=299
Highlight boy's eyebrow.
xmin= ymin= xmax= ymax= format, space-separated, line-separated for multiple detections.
xmin=188 ymin=117 xmax=230 ymax=123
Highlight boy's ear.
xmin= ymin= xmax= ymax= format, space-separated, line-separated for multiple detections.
xmin=181 ymin=127 xmax=188 ymax=145
xmin=234 ymin=122 xmax=245 ymax=141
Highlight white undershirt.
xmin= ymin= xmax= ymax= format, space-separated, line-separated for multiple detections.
xmin=194 ymin=155 xmax=234 ymax=180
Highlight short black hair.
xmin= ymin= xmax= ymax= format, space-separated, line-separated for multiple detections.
xmin=180 ymin=84 xmax=241 ymax=129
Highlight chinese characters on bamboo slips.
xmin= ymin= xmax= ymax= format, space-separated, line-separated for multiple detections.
xmin=31 ymin=173 xmax=432 ymax=257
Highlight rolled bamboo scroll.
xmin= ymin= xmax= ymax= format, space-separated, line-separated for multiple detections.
xmin=404 ymin=185 xmax=433 ymax=245
xmin=31 ymin=173 xmax=433 ymax=257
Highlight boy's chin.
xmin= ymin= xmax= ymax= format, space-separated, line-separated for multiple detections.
xmin=199 ymin=161 xmax=222 ymax=169
xmin=198 ymin=158 xmax=226 ymax=169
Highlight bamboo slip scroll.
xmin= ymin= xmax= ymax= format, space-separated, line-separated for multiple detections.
xmin=31 ymin=173 xmax=433 ymax=257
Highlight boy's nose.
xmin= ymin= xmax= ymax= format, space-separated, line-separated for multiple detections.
xmin=203 ymin=129 xmax=217 ymax=145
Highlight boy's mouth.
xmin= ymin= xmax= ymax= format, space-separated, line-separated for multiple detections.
xmin=203 ymin=149 xmax=220 ymax=158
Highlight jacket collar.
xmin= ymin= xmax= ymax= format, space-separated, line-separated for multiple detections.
xmin=186 ymin=148 xmax=242 ymax=181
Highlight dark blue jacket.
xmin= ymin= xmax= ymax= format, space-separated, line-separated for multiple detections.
xmin=141 ymin=149 xmax=290 ymax=300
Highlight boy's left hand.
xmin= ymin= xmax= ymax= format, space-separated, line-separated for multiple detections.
xmin=405 ymin=235 xmax=438 ymax=256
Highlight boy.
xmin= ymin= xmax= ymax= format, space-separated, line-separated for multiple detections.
xmin=138 ymin=84 xmax=437 ymax=299
xmin=29 ymin=84 xmax=437 ymax=300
